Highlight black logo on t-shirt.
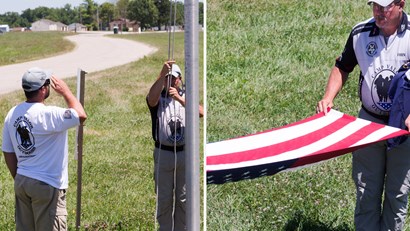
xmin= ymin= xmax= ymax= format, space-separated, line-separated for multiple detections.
xmin=366 ymin=42 xmax=378 ymax=57
xmin=372 ymin=71 xmax=393 ymax=111
xmin=14 ymin=116 xmax=36 ymax=155
xmin=167 ymin=117 xmax=184 ymax=144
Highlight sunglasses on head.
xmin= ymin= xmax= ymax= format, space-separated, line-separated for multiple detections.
xmin=43 ymin=79 xmax=51 ymax=87
xmin=166 ymin=74 xmax=179 ymax=79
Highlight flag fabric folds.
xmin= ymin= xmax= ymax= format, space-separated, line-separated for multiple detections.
xmin=206 ymin=109 xmax=409 ymax=184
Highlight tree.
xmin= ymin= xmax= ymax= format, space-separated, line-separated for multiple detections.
xmin=21 ymin=9 xmax=35 ymax=23
xmin=100 ymin=2 xmax=115 ymax=30
xmin=199 ymin=1 xmax=203 ymax=26
xmin=56 ymin=4 xmax=77 ymax=25
xmin=158 ymin=1 xmax=184 ymax=30
xmin=127 ymin=0 xmax=158 ymax=29
xmin=116 ymin=0 xmax=129 ymax=20
xmin=154 ymin=0 xmax=170 ymax=31
xmin=30 ymin=7 xmax=53 ymax=21
xmin=80 ymin=0 xmax=97 ymax=30
xmin=175 ymin=2 xmax=184 ymax=26
xmin=0 ymin=12 xmax=29 ymax=27
xmin=45 ymin=8 xmax=64 ymax=23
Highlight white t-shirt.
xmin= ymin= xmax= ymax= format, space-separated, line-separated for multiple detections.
xmin=148 ymin=90 xmax=186 ymax=146
xmin=336 ymin=13 xmax=410 ymax=116
xmin=2 ymin=102 xmax=80 ymax=189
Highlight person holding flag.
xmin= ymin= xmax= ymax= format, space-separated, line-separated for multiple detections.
xmin=316 ymin=0 xmax=410 ymax=230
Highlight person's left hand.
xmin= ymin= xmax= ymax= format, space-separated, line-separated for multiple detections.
xmin=169 ymin=87 xmax=182 ymax=102
xmin=405 ymin=114 xmax=410 ymax=132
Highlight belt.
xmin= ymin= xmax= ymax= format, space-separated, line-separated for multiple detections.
xmin=361 ymin=105 xmax=389 ymax=123
xmin=155 ymin=142 xmax=184 ymax=152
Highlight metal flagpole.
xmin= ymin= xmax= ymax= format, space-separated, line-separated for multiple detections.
xmin=168 ymin=0 xmax=174 ymax=60
xmin=184 ymin=0 xmax=200 ymax=230
xmin=75 ymin=68 xmax=87 ymax=230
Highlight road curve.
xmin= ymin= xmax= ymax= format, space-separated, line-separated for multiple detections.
xmin=0 ymin=32 xmax=157 ymax=95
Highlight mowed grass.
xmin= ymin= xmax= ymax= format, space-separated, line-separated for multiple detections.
xmin=0 ymin=32 xmax=75 ymax=66
xmin=0 ymin=31 xmax=203 ymax=230
xmin=206 ymin=0 xmax=409 ymax=231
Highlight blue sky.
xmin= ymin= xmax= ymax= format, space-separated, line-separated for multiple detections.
xmin=0 ymin=0 xmax=114 ymax=14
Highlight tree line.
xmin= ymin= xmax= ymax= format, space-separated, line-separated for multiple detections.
xmin=0 ymin=0 xmax=204 ymax=31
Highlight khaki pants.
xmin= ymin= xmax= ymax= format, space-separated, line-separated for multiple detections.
xmin=154 ymin=147 xmax=186 ymax=231
xmin=14 ymin=174 xmax=67 ymax=231
xmin=353 ymin=109 xmax=410 ymax=231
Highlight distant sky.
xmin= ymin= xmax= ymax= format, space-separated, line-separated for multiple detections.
xmin=0 ymin=0 xmax=115 ymax=14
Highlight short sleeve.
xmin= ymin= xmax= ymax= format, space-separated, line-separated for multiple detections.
xmin=41 ymin=107 xmax=80 ymax=132
xmin=335 ymin=31 xmax=358 ymax=73
xmin=2 ymin=114 xmax=14 ymax=153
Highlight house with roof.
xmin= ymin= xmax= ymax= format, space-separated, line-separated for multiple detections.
xmin=68 ymin=23 xmax=87 ymax=32
xmin=55 ymin=22 xmax=68 ymax=31
xmin=109 ymin=18 xmax=140 ymax=32
xmin=31 ymin=19 xmax=67 ymax=32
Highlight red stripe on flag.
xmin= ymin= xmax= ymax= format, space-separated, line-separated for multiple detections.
xmin=292 ymin=122 xmax=385 ymax=167
xmin=206 ymin=114 xmax=353 ymax=165
xmin=221 ymin=111 xmax=327 ymax=141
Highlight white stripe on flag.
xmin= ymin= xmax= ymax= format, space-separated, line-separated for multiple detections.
xmin=207 ymin=109 xmax=344 ymax=157
xmin=207 ymin=118 xmax=372 ymax=171
xmin=352 ymin=126 xmax=403 ymax=147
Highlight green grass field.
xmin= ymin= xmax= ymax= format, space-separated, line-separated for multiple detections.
xmin=0 ymin=32 xmax=75 ymax=66
xmin=0 ymin=31 xmax=203 ymax=230
xmin=206 ymin=0 xmax=410 ymax=230
xmin=3 ymin=1 xmax=410 ymax=230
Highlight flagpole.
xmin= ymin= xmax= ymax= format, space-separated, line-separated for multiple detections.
xmin=75 ymin=68 xmax=86 ymax=230
xmin=184 ymin=0 xmax=200 ymax=230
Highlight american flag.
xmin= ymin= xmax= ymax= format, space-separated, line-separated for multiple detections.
xmin=206 ymin=109 xmax=409 ymax=184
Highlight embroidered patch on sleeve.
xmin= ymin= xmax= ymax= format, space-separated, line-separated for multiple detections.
xmin=63 ymin=110 xmax=72 ymax=119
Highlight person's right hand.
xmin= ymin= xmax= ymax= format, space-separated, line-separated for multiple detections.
xmin=160 ymin=60 xmax=176 ymax=79
xmin=316 ymin=99 xmax=333 ymax=115
xmin=50 ymin=76 xmax=71 ymax=96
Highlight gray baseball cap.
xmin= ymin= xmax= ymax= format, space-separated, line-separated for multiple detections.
xmin=169 ymin=64 xmax=182 ymax=78
xmin=22 ymin=67 xmax=52 ymax=92
xmin=368 ymin=0 xmax=395 ymax=7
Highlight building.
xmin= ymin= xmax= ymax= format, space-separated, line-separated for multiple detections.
xmin=109 ymin=18 xmax=140 ymax=32
xmin=0 ymin=24 xmax=10 ymax=33
xmin=31 ymin=19 xmax=67 ymax=32
xmin=55 ymin=22 xmax=68 ymax=31
xmin=68 ymin=23 xmax=88 ymax=32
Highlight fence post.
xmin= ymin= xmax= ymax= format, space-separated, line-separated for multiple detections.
xmin=75 ymin=69 xmax=86 ymax=230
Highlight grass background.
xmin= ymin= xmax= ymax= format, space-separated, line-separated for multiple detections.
xmin=0 ymin=31 xmax=203 ymax=230
xmin=0 ymin=32 xmax=75 ymax=66
xmin=206 ymin=0 xmax=409 ymax=230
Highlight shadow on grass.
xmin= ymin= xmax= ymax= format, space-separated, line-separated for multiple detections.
xmin=282 ymin=211 xmax=352 ymax=231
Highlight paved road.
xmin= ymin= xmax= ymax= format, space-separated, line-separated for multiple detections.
xmin=0 ymin=32 xmax=157 ymax=95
